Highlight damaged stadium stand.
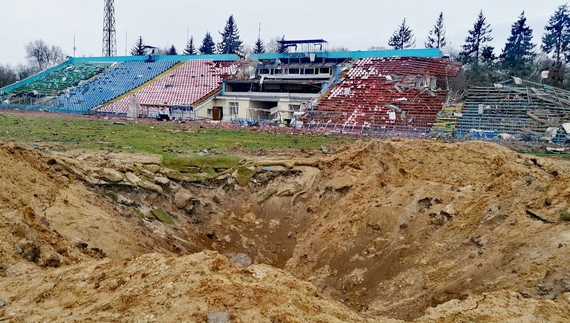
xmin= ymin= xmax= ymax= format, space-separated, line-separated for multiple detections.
xmin=51 ymin=60 xmax=177 ymax=114
xmin=454 ymin=79 xmax=570 ymax=142
xmin=98 ymin=60 xmax=238 ymax=116
xmin=5 ymin=62 xmax=111 ymax=96
xmin=312 ymin=57 xmax=461 ymax=133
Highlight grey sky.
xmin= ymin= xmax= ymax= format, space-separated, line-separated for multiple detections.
xmin=0 ymin=0 xmax=563 ymax=66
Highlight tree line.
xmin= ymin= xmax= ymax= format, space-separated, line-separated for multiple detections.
xmin=388 ymin=5 xmax=570 ymax=89
xmin=130 ymin=15 xmax=289 ymax=58
xmin=4 ymin=6 xmax=570 ymax=90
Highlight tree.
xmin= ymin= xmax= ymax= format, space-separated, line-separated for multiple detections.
xmin=130 ymin=36 xmax=145 ymax=56
xmin=460 ymin=11 xmax=493 ymax=64
xmin=166 ymin=45 xmax=178 ymax=55
xmin=276 ymin=36 xmax=288 ymax=53
xmin=183 ymin=36 xmax=196 ymax=55
xmin=388 ymin=19 xmax=416 ymax=50
xmin=25 ymin=39 xmax=65 ymax=70
xmin=199 ymin=32 xmax=216 ymax=55
xmin=541 ymin=4 xmax=570 ymax=65
xmin=425 ymin=12 xmax=447 ymax=49
xmin=217 ymin=15 xmax=244 ymax=55
xmin=0 ymin=64 xmax=17 ymax=88
xmin=253 ymin=36 xmax=265 ymax=54
xmin=15 ymin=63 xmax=39 ymax=81
xmin=500 ymin=11 xmax=536 ymax=77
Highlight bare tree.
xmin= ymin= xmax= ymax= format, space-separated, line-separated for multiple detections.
xmin=0 ymin=64 xmax=17 ymax=88
xmin=266 ymin=36 xmax=284 ymax=53
xmin=25 ymin=39 xmax=65 ymax=70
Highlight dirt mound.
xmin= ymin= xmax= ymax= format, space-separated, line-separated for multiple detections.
xmin=280 ymin=139 xmax=570 ymax=319
xmin=0 ymin=143 xmax=178 ymax=276
xmin=0 ymin=251 xmax=394 ymax=323
xmin=2 ymin=139 xmax=570 ymax=322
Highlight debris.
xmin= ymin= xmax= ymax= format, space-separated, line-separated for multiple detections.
xmin=261 ymin=167 xmax=276 ymax=172
xmin=525 ymin=210 xmax=554 ymax=224
xmin=321 ymin=145 xmax=334 ymax=154
xmin=207 ymin=312 xmax=231 ymax=323
xmin=229 ymin=253 xmax=252 ymax=269
xmin=0 ymin=300 xmax=5 ymax=306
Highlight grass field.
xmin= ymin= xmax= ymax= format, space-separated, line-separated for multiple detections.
xmin=0 ymin=113 xmax=348 ymax=157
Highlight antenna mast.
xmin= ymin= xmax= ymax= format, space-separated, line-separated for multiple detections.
xmin=102 ymin=0 xmax=117 ymax=56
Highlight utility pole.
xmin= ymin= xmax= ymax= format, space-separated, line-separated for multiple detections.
xmin=102 ymin=0 xmax=117 ymax=56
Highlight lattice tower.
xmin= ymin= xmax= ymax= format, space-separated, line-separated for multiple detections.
xmin=102 ymin=0 xmax=117 ymax=56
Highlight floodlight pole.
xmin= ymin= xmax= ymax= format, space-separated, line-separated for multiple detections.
xmin=102 ymin=0 xmax=117 ymax=56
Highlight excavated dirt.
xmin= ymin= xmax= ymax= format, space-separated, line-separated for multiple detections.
xmin=1 ymin=139 xmax=570 ymax=322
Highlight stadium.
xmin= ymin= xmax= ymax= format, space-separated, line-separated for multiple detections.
xmin=2 ymin=41 xmax=570 ymax=143
xmin=2 ymin=2 xmax=570 ymax=322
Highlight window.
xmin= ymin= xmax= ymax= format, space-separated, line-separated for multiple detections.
xmin=207 ymin=109 xmax=212 ymax=115
xmin=289 ymin=104 xmax=301 ymax=112
xmin=229 ymin=102 xmax=239 ymax=116
xmin=273 ymin=68 xmax=283 ymax=74
xmin=288 ymin=68 xmax=300 ymax=75
xmin=304 ymin=68 xmax=315 ymax=75
xmin=320 ymin=67 xmax=330 ymax=74
xmin=259 ymin=68 xmax=270 ymax=75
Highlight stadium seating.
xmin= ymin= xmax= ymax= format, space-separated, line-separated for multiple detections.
xmin=313 ymin=57 xmax=461 ymax=131
xmin=6 ymin=62 xmax=112 ymax=96
xmin=97 ymin=60 xmax=238 ymax=115
xmin=51 ymin=60 xmax=177 ymax=113
xmin=454 ymin=85 xmax=568 ymax=140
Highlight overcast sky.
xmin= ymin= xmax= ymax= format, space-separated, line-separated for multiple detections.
xmin=0 ymin=0 xmax=563 ymax=66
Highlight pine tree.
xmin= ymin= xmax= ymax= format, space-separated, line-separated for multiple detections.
xmin=500 ymin=11 xmax=536 ymax=77
xmin=217 ymin=15 xmax=244 ymax=55
xmin=166 ymin=45 xmax=178 ymax=55
xmin=425 ymin=12 xmax=447 ymax=49
xmin=388 ymin=19 xmax=416 ymax=50
xmin=541 ymin=4 xmax=570 ymax=65
xmin=460 ymin=10 xmax=493 ymax=64
xmin=199 ymin=32 xmax=216 ymax=55
xmin=276 ymin=36 xmax=288 ymax=53
xmin=130 ymin=36 xmax=145 ymax=56
xmin=183 ymin=36 xmax=196 ymax=55
xmin=253 ymin=36 xmax=265 ymax=54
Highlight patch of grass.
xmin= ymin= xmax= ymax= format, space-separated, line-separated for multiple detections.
xmin=106 ymin=191 xmax=118 ymax=202
xmin=133 ymin=208 xmax=144 ymax=218
xmin=236 ymin=167 xmax=256 ymax=186
xmin=150 ymin=208 xmax=174 ymax=224
xmin=163 ymin=155 xmax=240 ymax=170
xmin=561 ymin=212 xmax=570 ymax=222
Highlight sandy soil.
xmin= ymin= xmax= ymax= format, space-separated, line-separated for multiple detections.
xmin=1 ymin=139 xmax=570 ymax=322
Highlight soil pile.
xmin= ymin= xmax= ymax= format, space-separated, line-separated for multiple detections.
xmin=282 ymin=139 xmax=570 ymax=319
xmin=0 ymin=251 xmax=392 ymax=323
xmin=2 ymin=139 xmax=570 ymax=322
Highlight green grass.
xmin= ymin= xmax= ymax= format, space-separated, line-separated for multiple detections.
xmin=106 ymin=191 xmax=118 ymax=202
xmin=0 ymin=113 xmax=349 ymax=158
xmin=236 ymin=167 xmax=256 ymax=186
xmin=561 ymin=212 xmax=570 ymax=222
xmin=150 ymin=208 xmax=174 ymax=224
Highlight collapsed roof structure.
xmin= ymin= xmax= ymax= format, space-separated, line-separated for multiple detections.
xmin=453 ymin=78 xmax=570 ymax=142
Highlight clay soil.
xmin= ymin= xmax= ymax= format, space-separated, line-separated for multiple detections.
xmin=1 ymin=138 xmax=570 ymax=322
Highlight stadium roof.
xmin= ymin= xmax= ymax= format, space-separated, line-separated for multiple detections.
xmin=276 ymin=39 xmax=328 ymax=45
